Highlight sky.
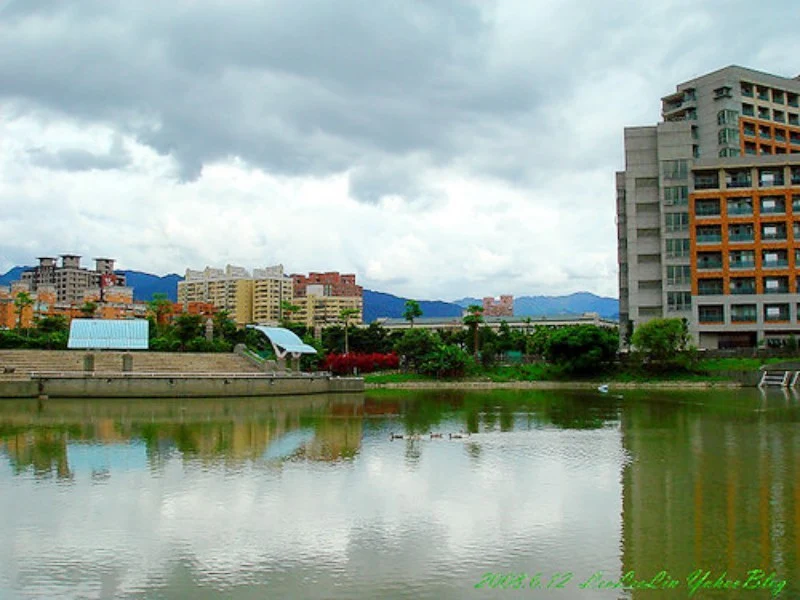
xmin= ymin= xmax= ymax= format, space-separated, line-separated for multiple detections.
xmin=1 ymin=0 xmax=799 ymax=301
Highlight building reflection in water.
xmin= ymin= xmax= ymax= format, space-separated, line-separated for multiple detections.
xmin=620 ymin=390 xmax=799 ymax=598
xmin=0 ymin=394 xmax=366 ymax=478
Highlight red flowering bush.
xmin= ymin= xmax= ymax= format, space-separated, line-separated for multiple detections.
xmin=322 ymin=352 xmax=400 ymax=375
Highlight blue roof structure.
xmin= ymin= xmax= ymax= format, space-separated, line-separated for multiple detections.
xmin=68 ymin=319 xmax=149 ymax=350
xmin=247 ymin=325 xmax=317 ymax=355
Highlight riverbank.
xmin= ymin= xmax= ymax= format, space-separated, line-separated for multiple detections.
xmin=365 ymin=379 xmax=744 ymax=390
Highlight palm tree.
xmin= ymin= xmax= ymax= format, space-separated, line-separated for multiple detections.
xmin=463 ymin=304 xmax=484 ymax=358
xmin=13 ymin=291 xmax=34 ymax=332
xmin=403 ymin=299 xmax=423 ymax=328
xmin=339 ymin=308 xmax=360 ymax=355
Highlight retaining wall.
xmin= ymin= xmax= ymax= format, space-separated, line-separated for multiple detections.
xmin=0 ymin=375 xmax=364 ymax=399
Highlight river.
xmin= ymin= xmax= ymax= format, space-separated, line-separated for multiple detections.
xmin=0 ymin=388 xmax=797 ymax=599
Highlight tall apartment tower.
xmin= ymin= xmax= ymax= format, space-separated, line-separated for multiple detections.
xmin=20 ymin=255 xmax=126 ymax=303
xmin=618 ymin=66 xmax=800 ymax=349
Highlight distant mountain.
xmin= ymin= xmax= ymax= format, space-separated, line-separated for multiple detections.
xmin=120 ymin=270 xmax=182 ymax=302
xmin=454 ymin=292 xmax=619 ymax=320
xmin=363 ymin=290 xmax=462 ymax=323
xmin=0 ymin=267 xmax=28 ymax=286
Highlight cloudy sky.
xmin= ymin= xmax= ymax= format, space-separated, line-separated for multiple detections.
xmin=1 ymin=0 xmax=798 ymax=301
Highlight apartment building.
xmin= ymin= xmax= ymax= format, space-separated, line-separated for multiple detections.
xmin=618 ymin=66 xmax=800 ymax=348
xmin=482 ymin=295 xmax=514 ymax=317
xmin=290 ymin=272 xmax=363 ymax=328
xmin=178 ymin=265 xmax=292 ymax=326
xmin=20 ymin=256 xmax=126 ymax=304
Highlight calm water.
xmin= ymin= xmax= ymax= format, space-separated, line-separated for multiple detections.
xmin=0 ymin=389 xmax=798 ymax=599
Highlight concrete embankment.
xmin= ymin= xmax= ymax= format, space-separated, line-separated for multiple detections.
xmin=1 ymin=375 xmax=363 ymax=399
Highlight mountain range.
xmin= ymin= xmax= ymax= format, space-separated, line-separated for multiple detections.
xmin=0 ymin=267 xmax=619 ymax=321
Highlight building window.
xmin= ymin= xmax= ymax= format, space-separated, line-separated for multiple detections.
xmin=764 ymin=304 xmax=790 ymax=322
xmin=742 ymin=103 xmax=755 ymax=116
xmin=666 ymin=238 xmax=691 ymax=258
xmin=664 ymin=186 xmax=689 ymax=206
xmin=731 ymin=304 xmax=757 ymax=322
xmin=759 ymin=168 xmax=784 ymax=187
xmin=730 ymin=250 xmax=755 ymax=269
xmin=718 ymin=128 xmax=739 ymax=145
xmin=772 ymin=89 xmax=785 ymax=104
xmin=699 ymin=305 xmax=724 ymax=323
xmin=761 ymin=222 xmax=787 ymax=241
xmin=741 ymin=83 xmax=754 ymax=97
xmin=763 ymin=276 xmax=789 ymax=294
xmin=696 ymin=225 xmax=722 ymax=243
xmin=725 ymin=169 xmax=752 ymax=188
xmin=762 ymin=249 xmax=788 ymax=268
xmin=697 ymin=252 xmax=723 ymax=270
xmin=719 ymin=148 xmax=741 ymax=158
xmin=760 ymin=196 xmax=785 ymax=214
xmin=717 ymin=109 xmax=739 ymax=125
xmin=665 ymin=212 xmax=689 ymax=232
xmin=666 ymin=265 xmax=691 ymax=285
xmin=667 ymin=291 xmax=691 ymax=312
xmin=662 ymin=160 xmax=689 ymax=180
xmin=728 ymin=223 xmax=754 ymax=242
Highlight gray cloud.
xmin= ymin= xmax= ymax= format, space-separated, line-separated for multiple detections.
xmin=27 ymin=135 xmax=131 ymax=172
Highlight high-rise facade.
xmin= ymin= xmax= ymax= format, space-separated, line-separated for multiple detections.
xmin=290 ymin=272 xmax=363 ymax=329
xmin=618 ymin=66 xmax=800 ymax=349
xmin=178 ymin=265 xmax=292 ymax=326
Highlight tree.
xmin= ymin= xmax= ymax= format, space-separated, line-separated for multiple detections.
xmin=545 ymin=324 xmax=619 ymax=376
xmin=462 ymin=304 xmax=484 ymax=357
xmin=393 ymin=328 xmax=438 ymax=371
xmin=80 ymin=301 xmax=98 ymax=319
xmin=403 ymin=300 xmax=423 ymax=328
xmin=147 ymin=293 xmax=173 ymax=332
xmin=631 ymin=318 xmax=692 ymax=370
xmin=213 ymin=309 xmax=238 ymax=341
xmin=13 ymin=291 xmax=34 ymax=331
xmin=280 ymin=300 xmax=301 ymax=326
xmin=173 ymin=313 xmax=204 ymax=350
xmin=339 ymin=308 xmax=360 ymax=355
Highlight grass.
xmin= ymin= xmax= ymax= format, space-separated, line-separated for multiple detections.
xmin=363 ymin=356 xmax=784 ymax=385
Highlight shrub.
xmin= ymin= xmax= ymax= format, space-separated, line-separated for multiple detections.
xmin=322 ymin=352 xmax=400 ymax=375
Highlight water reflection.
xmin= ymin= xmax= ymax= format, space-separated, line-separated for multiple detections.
xmin=0 ymin=389 xmax=797 ymax=599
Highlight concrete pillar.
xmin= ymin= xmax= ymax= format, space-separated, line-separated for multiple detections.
xmin=83 ymin=353 xmax=95 ymax=372
xmin=291 ymin=356 xmax=300 ymax=372
xmin=122 ymin=353 xmax=133 ymax=372
xmin=276 ymin=358 xmax=286 ymax=372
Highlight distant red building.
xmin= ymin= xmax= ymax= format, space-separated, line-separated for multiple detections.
xmin=291 ymin=272 xmax=363 ymax=298
xmin=482 ymin=295 xmax=514 ymax=317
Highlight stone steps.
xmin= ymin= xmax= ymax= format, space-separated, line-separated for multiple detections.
xmin=0 ymin=350 xmax=262 ymax=377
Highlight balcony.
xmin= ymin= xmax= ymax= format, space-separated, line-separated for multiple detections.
xmin=742 ymin=104 xmax=755 ymax=116
xmin=760 ymin=199 xmax=785 ymax=214
xmin=732 ymin=306 xmax=757 ymax=322
xmin=741 ymin=84 xmax=754 ymax=98
xmin=765 ymin=305 xmax=790 ymax=322
xmin=730 ymin=260 xmax=756 ymax=270
xmin=730 ymin=281 xmax=756 ymax=295
xmin=695 ymin=201 xmax=721 ymax=217
xmin=762 ymin=259 xmax=789 ymax=269
xmin=759 ymin=170 xmax=784 ymax=187
xmin=764 ymin=283 xmax=790 ymax=294
xmin=697 ymin=259 xmax=723 ymax=271
xmin=726 ymin=171 xmax=752 ymax=188
xmin=694 ymin=171 xmax=719 ymax=190
xmin=788 ymin=93 xmax=799 ymax=107
xmin=699 ymin=306 xmax=724 ymax=323
xmin=697 ymin=281 xmax=723 ymax=295
xmin=728 ymin=232 xmax=754 ymax=242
